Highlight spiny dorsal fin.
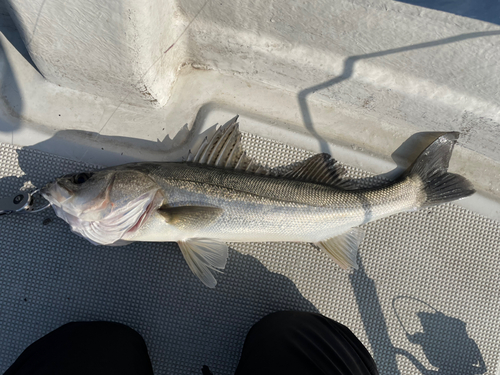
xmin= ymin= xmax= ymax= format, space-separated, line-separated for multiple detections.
xmin=315 ymin=228 xmax=365 ymax=270
xmin=187 ymin=116 xmax=270 ymax=175
xmin=283 ymin=153 xmax=353 ymax=189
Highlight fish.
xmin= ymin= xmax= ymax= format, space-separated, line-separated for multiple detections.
xmin=41 ymin=117 xmax=475 ymax=287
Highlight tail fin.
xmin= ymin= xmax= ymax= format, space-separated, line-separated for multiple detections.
xmin=409 ymin=132 xmax=475 ymax=207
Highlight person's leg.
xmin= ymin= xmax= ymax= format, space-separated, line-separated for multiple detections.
xmin=5 ymin=321 xmax=154 ymax=375
xmin=235 ymin=311 xmax=378 ymax=375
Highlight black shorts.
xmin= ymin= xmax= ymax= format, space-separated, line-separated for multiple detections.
xmin=5 ymin=311 xmax=378 ymax=375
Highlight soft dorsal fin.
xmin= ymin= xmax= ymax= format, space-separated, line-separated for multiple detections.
xmin=283 ymin=153 xmax=353 ymax=189
xmin=186 ymin=116 xmax=270 ymax=175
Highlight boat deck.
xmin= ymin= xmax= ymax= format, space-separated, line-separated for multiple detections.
xmin=1 ymin=133 xmax=498 ymax=374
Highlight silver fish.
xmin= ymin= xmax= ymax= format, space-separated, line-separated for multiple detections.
xmin=41 ymin=118 xmax=475 ymax=287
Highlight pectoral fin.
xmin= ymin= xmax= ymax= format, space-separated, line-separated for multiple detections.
xmin=158 ymin=206 xmax=223 ymax=229
xmin=315 ymin=228 xmax=365 ymax=270
xmin=178 ymin=238 xmax=228 ymax=288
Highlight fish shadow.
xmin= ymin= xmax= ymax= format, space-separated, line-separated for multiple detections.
xmin=0 ymin=115 xmax=239 ymax=200
xmin=0 ymin=95 xmax=451 ymax=196
xmin=0 ymin=128 xmax=319 ymax=375
xmin=0 ymin=214 xmax=318 ymax=374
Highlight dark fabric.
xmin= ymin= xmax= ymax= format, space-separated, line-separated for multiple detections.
xmin=5 ymin=313 xmax=377 ymax=375
xmin=4 ymin=321 xmax=154 ymax=375
xmin=235 ymin=311 xmax=379 ymax=375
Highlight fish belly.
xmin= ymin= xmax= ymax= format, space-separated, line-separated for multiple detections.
xmin=126 ymin=204 xmax=366 ymax=243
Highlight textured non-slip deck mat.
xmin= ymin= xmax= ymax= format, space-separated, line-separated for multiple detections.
xmin=0 ymin=135 xmax=499 ymax=375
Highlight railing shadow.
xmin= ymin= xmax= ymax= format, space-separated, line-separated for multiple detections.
xmin=349 ymin=255 xmax=401 ymax=374
xmin=298 ymin=30 xmax=500 ymax=154
xmin=0 ymin=30 xmax=23 ymax=134
xmin=0 ymin=9 xmax=39 ymax=74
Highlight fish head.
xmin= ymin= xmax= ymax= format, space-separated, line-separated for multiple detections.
xmin=41 ymin=167 xmax=161 ymax=222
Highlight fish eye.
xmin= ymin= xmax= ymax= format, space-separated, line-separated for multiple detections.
xmin=72 ymin=173 xmax=92 ymax=184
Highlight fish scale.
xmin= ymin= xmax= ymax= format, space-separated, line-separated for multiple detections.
xmin=41 ymin=119 xmax=474 ymax=287
xmin=130 ymin=162 xmax=417 ymax=242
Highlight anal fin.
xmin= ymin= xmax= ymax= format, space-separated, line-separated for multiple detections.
xmin=315 ymin=228 xmax=365 ymax=270
xmin=178 ymin=238 xmax=228 ymax=288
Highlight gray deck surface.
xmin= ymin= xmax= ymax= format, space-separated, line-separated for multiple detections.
xmin=0 ymin=135 xmax=499 ymax=375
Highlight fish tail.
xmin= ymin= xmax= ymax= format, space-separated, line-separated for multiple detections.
xmin=409 ymin=132 xmax=475 ymax=207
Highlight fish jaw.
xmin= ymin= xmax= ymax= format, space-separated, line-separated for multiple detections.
xmin=41 ymin=171 xmax=117 ymax=220
xmin=41 ymin=181 xmax=72 ymax=208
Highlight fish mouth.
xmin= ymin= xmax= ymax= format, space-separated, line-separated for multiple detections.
xmin=41 ymin=182 xmax=72 ymax=207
